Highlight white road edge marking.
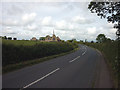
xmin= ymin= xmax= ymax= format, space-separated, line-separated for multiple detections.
xmin=23 ymin=68 xmax=60 ymax=88
xmin=69 ymin=56 xmax=80 ymax=63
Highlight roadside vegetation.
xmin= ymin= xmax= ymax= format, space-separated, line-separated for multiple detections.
xmin=2 ymin=39 xmax=78 ymax=68
xmin=88 ymin=1 xmax=120 ymax=88
xmin=82 ymin=34 xmax=119 ymax=88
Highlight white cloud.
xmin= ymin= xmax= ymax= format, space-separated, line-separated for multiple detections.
xmin=105 ymin=22 xmax=114 ymax=29
xmin=2 ymin=27 xmax=17 ymax=34
xmin=2 ymin=19 xmax=19 ymax=26
xmin=22 ymin=13 xmax=37 ymax=25
xmin=41 ymin=16 xmax=53 ymax=26
xmin=27 ymin=24 xmax=38 ymax=30
xmin=73 ymin=16 xmax=85 ymax=23
xmin=0 ymin=2 xmax=117 ymax=41
xmin=55 ymin=20 xmax=76 ymax=31
xmin=68 ymin=24 xmax=74 ymax=30
xmin=87 ymin=27 xmax=96 ymax=35
xmin=1 ymin=13 xmax=37 ymax=26
xmin=109 ymin=28 xmax=117 ymax=34
xmin=72 ymin=16 xmax=92 ymax=24
xmin=55 ymin=20 xmax=67 ymax=30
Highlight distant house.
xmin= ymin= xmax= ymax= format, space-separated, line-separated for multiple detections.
xmin=31 ymin=37 xmax=37 ymax=41
xmin=45 ymin=30 xmax=61 ymax=42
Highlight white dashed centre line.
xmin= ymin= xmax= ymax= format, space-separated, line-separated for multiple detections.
xmin=82 ymin=46 xmax=87 ymax=55
xmin=82 ymin=51 xmax=86 ymax=55
xmin=23 ymin=68 xmax=60 ymax=89
xmin=69 ymin=56 xmax=80 ymax=63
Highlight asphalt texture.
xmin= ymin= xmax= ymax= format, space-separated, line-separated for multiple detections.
xmin=2 ymin=44 xmax=113 ymax=88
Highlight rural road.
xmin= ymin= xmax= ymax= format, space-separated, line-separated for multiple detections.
xmin=3 ymin=44 xmax=113 ymax=88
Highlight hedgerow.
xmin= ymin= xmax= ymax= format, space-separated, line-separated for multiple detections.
xmin=2 ymin=40 xmax=78 ymax=66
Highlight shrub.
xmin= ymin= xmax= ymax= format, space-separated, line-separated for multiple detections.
xmin=2 ymin=40 xmax=78 ymax=66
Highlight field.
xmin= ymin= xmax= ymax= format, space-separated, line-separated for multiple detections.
xmin=2 ymin=40 xmax=78 ymax=67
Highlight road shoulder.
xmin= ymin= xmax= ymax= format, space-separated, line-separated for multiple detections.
xmin=94 ymin=49 xmax=114 ymax=88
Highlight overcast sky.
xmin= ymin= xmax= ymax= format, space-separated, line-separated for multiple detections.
xmin=0 ymin=1 xmax=117 ymax=41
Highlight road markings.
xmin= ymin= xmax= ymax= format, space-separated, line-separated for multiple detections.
xmin=82 ymin=51 xmax=86 ymax=55
xmin=23 ymin=68 xmax=60 ymax=88
xmin=82 ymin=46 xmax=87 ymax=55
xmin=69 ymin=56 xmax=80 ymax=63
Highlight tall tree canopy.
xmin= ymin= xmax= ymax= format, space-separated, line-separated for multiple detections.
xmin=88 ymin=0 xmax=120 ymax=37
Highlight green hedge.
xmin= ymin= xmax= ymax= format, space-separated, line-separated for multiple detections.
xmin=2 ymin=40 xmax=78 ymax=66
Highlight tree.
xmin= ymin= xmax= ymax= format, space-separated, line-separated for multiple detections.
xmin=88 ymin=1 xmax=120 ymax=38
xmin=80 ymin=40 xmax=83 ymax=43
xmin=72 ymin=38 xmax=76 ymax=41
xmin=67 ymin=40 xmax=73 ymax=43
xmin=13 ymin=38 xmax=17 ymax=40
xmin=106 ymin=38 xmax=112 ymax=43
xmin=3 ymin=36 xmax=7 ymax=40
xmin=39 ymin=37 xmax=45 ymax=41
xmin=96 ymin=34 xmax=107 ymax=43
xmin=8 ymin=37 xmax=12 ymax=40
xmin=61 ymin=40 xmax=65 ymax=42
xmin=72 ymin=38 xmax=77 ymax=43
xmin=91 ymin=41 xmax=94 ymax=43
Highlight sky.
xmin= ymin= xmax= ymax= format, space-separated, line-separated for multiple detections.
xmin=0 ymin=1 xmax=117 ymax=41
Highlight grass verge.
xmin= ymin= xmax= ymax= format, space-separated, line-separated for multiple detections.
xmin=3 ymin=47 xmax=79 ymax=74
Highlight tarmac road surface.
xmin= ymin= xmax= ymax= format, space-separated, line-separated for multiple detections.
xmin=3 ymin=44 xmax=113 ymax=88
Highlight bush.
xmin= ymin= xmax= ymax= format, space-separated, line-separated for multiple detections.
xmin=2 ymin=40 xmax=78 ymax=66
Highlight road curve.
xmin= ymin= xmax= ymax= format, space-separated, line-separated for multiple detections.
xmin=3 ymin=44 xmax=113 ymax=88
